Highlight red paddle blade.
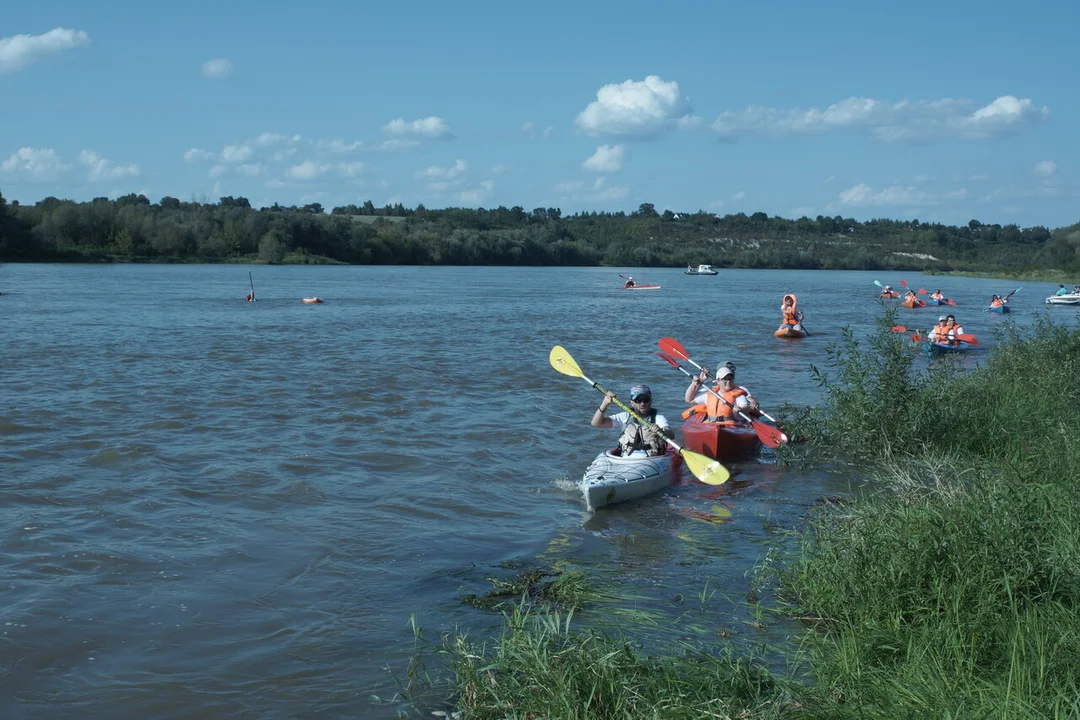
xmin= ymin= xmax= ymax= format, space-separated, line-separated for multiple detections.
xmin=918 ymin=288 xmax=927 ymax=294
xmin=900 ymin=280 xmax=908 ymax=287
xmin=957 ymin=334 xmax=980 ymax=345
xmin=946 ymin=299 xmax=956 ymax=306
xmin=909 ymin=333 xmax=923 ymax=341
xmin=891 ymin=326 xmax=908 ymax=332
xmin=658 ymin=337 xmax=690 ymax=362
xmin=655 ymin=351 xmax=679 ymax=368
xmin=752 ymin=420 xmax=787 ymax=448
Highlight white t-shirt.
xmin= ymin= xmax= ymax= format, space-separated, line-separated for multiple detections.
xmin=609 ymin=411 xmax=670 ymax=432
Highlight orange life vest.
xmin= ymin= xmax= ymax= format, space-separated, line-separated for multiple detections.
xmin=931 ymin=323 xmax=949 ymax=343
xmin=781 ymin=293 xmax=799 ymax=326
xmin=990 ymin=298 xmax=1003 ymax=307
xmin=706 ymin=387 xmax=747 ymax=421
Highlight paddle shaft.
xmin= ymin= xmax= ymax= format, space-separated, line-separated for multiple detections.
xmin=248 ymin=271 xmax=255 ymax=300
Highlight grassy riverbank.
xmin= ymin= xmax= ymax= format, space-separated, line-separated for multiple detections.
xmin=415 ymin=311 xmax=1080 ymax=718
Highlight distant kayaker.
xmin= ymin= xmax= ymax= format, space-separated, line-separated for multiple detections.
xmin=592 ymin=384 xmax=672 ymax=457
xmin=778 ymin=293 xmax=804 ymax=333
xmin=930 ymin=289 xmax=945 ymax=301
xmin=989 ymin=294 xmax=1005 ymax=308
xmin=903 ymin=289 xmax=918 ymax=302
xmin=945 ymin=314 xmax=965 ymax=346
xmin=245 ymin=293 xmax=254 ymax=302
xmin=684 ymin=363 xmax=761 ymax=426
xmin=624 ymin=277 xmax=635 ymax=288
xmin=881 ymin=284 xmax=896 ymax=298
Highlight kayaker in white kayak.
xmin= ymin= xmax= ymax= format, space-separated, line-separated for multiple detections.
xmin=684 ymin=362 xmax=761 ymax=426
xmin=592 ymin=384 xmax=672 ymax=456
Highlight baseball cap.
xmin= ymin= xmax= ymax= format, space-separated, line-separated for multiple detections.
xmin=717 ymin=365 xmax=735 ymax=379
xmin=629 ymin=384 xmax=651 ymax=400
xmin=938 ymin=315 xmax=947 ymax=321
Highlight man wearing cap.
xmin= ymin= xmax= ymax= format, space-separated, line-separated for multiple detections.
xmin=684 ymin=362 xmax=761 ymax=425
xmin=931 ymin=315 xmax=949 ymax=343
xmin=592 ymin=384 xmax=673 ymax=456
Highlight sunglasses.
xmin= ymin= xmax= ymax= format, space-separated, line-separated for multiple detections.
xmin=631 ymin=396 xmax=652 ymax=403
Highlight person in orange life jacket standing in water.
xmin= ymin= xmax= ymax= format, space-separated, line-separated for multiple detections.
xmin=683 ymin=362 xmax=761 ymax=425
xmin=592 ymin=384 xmax=673 ymax=456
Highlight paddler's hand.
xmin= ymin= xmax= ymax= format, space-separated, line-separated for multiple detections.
xmin=600 ymin=391 xmax=615 ymax=412
xmin=697 ymin=368 xmax=710 ymax=383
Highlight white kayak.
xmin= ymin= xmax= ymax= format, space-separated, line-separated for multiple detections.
xmin=580 ymin=448 xmax=682 ymax=511
xmin=1045 ymin=294 xmax=1080 ymax=305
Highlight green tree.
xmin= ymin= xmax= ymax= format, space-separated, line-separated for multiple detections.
xmin=259 ymin=229 xmax=287 ymax=263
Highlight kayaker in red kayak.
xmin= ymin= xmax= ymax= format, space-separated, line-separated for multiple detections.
xmin=592 ymin=384 xmax=673 ymax=456
xmin=683 ymin=363 xmax=761 ymax=425
xmin=624 ymin=277 xmax=635 ymax=288
xmin=778 ymin=293 xmax=805 ymax=334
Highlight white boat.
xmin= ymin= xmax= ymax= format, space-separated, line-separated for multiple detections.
xmin=1045 ymin=294 xmax=1080 ymax=305
xmin=684 ymin=264 xmax=718 ymax=275
xmin=580 ymin=448 xmax=681 ymax=511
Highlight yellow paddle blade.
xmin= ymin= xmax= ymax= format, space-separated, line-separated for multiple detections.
xmin=681 ymin=449 xmax=730 ymax=485
xmin=549 ymin=345 xmax=583 ymax=378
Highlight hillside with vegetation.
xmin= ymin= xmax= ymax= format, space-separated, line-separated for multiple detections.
xmin=2 ymin=190 xmax=1078 ymax=274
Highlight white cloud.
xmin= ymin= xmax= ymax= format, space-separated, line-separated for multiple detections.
xmin=0 ymin=27 xmax=90 ymax=74
xmin=731 ymin=191 xmax=746 ymax=201
xmin=1033 ymin=160 xmax=1058 ymax=177
xmin=209 ymin=162 xmax=264 ymax=178
xmin=382 ymin=116 xmax=453 ymax=140
xmin=337 ymin=161 xmax=365 ymax=177
xmin=711 ymin=95 xmax=1048 ymax=142
xmin=0 ymin=147 xmax=72 ymax=180
xmin=78 ymin=150 xmax=140 ymax=182
xmin=491 ymin=164 xmax=508 ymax=175
xmin=420 ymin=159 xmax=468 ymax=179
xmin=316 ymin=138 xmax=363 ymax=153
xmin=829 ymin=183 xmax=969 ymax=210
xmin=184 ymin=148 xmax=213 ymax=163
xmin=521 ymin=122 xmax=554 ymax=139
xmin=220 ymin=144 xmax=254 ymax=163
xmin=589 ymin=184 xmax=629 ymax=202
xmin=201 ymin=58 xmax=233 ymax=79
xmin=553 ymin=180 xmax=585 ymax=193
xmin=459 ymin=181 xmax=494 ymax=205
xmin=285 ymin=160 xmax=331 ymax=181
xmin=576 ymin=75 xmax=694 ymax=137
xmin=582 ymin=144 xmax=627 ymax=173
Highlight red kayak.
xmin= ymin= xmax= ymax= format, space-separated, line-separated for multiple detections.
xmin=623 ymin=283 xmax=661 ymax=291
xmin=901 ymin=298 xmax=926 ymax=309
xmin=681 ymin=415 xmax=761 ymax=461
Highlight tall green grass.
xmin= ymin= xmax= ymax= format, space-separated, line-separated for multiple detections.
xmin=417 ymin=312 xmax=1080 ymax=719
xmin=773 ymin=312 xmax=1080 ymax=717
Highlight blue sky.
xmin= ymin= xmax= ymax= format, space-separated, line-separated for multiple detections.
xmin=3 ymin=0 xmax=1078 ymax=228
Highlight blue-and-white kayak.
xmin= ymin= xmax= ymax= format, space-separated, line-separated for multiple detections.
xmin=987 ymin=304 xmax=1010 ymax=314
xmin=580 ymin=448 xmax=681 ymax=511
xmin=923 ymin=341 xmax=969 ymax=356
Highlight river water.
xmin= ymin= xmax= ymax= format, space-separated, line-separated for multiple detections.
xmin=0 ymin=264 xmax=1064 ymax=718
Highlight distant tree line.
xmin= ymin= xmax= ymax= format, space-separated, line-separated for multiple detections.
xmin=1 ymin=190 xmax=1078 ymax=273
